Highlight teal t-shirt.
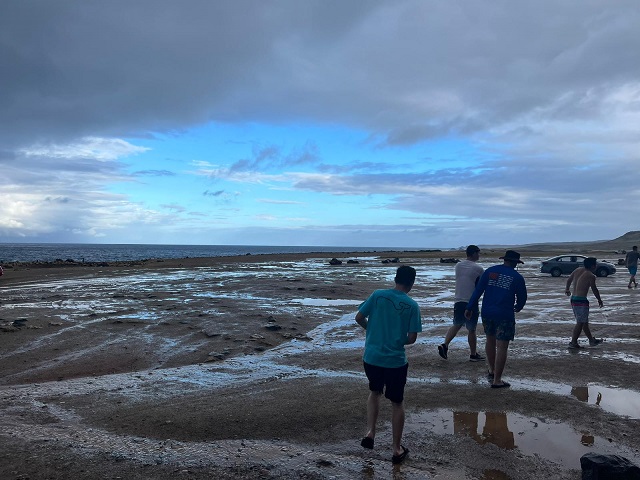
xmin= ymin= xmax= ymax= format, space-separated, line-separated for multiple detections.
xmin=358 ymin=289 xmax=422 ymax=368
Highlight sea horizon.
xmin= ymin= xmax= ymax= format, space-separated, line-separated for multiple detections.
xmin=0 ymin=242 xmax=446 ymax=264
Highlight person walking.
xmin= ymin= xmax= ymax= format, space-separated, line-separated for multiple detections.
xmin=566 ymin=257 xmax=604 ymax=348
xmin=356 ymin=265 xmax=422 ymax=465
xmin=465 ymin=250 xmax=527 ymax=389
xmin=438 ymin=245 xmax=485 ymax=362
xmin=625 ymin=246 xmax=639 ymax=289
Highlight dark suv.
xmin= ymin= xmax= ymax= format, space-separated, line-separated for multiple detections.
xmin=540 ymin=255 xmax=616 ymax=277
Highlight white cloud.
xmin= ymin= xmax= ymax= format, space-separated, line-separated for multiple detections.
xmin=21 ymin=137 xmax=149 ymax=161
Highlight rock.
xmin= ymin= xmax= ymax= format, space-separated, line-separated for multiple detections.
xmin=346 ymin=259 xmax=359 ymax=264
xmin=580 ymin=453 xmax=640 ymax=479
xmin=328 ymin=258 xmax=342 ymax=265
xmin=264 ymin=323 xmax=282 ymax=331
xmin=202 ymin=329 xmax=221 ymax=337
xmin=440 ymin=257 xmax=460 ymax=264
xmin=382 ymin=257 xmax=400 ymax=264
xmin=12 ymin=319 xmax=27 ymax=327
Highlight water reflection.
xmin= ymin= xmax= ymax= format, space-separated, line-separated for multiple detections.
xmin=481 ymin=470 xmax=510 ymax=480
xmin=454 ymin=412 xmax=514 ymax=449
xmin=569 ymin=385 xmax=637 ymax=417
xmin=413 ymin=409 xmax=639 ymax=468
xmin=581 ymin=434 xmax=595 ymax=447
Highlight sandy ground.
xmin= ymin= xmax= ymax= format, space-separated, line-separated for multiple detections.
xmin=1 ymin=250 xmax=639 ymax=479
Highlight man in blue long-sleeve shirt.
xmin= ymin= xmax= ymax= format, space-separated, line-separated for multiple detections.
xmin=465 ymin=250 xmax=527 ymax=388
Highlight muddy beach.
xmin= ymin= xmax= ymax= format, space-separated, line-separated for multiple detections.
xmin=1 ymin=250 xmax=639 ymax=479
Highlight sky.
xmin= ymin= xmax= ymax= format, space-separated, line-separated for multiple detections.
xmin=1 ymin=0 xmax=639 ymax=248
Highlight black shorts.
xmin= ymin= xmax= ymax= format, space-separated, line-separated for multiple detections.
xmin=453 ymin=301 xmax=479 ymax=330
xmin=363 ymin=361 xmax=409 ymax=404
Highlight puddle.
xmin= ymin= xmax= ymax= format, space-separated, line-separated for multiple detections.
xmin=569 ymin=385 xmax=640 ymax=418
xmin=412 ymin=409 xmax=639 ymax=469
xmin=513 ymin=378 xmax=640 ymax=419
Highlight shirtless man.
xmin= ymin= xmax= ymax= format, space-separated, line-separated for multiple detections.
xmin=624 ymin=246 xmax=639 ymax=289
xmin=565 ymin=257 xmax=603 ymax=349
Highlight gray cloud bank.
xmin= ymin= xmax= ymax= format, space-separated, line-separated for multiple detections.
xmin=3 ymin=0 xmax=639 ymax=148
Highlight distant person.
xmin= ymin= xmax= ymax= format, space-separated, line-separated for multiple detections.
xmin=438 ymin=245 xmax=485 ymax=362
xmin=565 ymin=257 xmax=603 ymax=348
xmin=465 ymin=250 xmax=527 ymax=388
xmin=625 ymin=246 xmax=639 ymax=289
xmin=356 ymin=265 xmax=422 ymax=465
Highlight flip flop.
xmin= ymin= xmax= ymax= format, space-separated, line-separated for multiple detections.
xmin=360 ymin=436 xmax=374 ymax=449
xmin=490 ymin=382 xmax=511 ymax=389
xmin=392 ymin=445 xmax=409 ymax=464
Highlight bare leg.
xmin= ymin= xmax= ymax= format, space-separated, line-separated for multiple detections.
xmin=365 ymin=391 xmax=382 ymax=440
xmin=444 ymin=324 xmax=462 ymax=346
xmin=391 ymin=401 xmax=405 ymax=456
xmin=571 ymin=323 xmax=583 ymax=344
xmin=493 ymin=339 xmax=510 ymax=385
xmin=468 ymin=329 xmax=477 ymax=356
xmin=485 ymin=335 xmax=496 ymax=374
xmin=583 ymin=323 xmax=595 ymax=342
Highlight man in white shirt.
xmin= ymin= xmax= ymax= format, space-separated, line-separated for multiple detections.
xmin=438 ymin=245 xmax=485 ymax=362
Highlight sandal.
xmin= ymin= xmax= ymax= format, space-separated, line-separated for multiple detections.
xmin=392 ymin=446 xmax=409 ymax=464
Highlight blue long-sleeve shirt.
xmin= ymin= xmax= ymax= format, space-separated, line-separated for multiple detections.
xmin=467 ymin=264 xmax=527 ymax=321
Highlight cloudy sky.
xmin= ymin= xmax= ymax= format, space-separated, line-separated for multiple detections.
xmin=1 ymin=1 xmax=639 ymax=248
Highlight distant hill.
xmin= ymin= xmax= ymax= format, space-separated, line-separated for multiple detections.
xmin=488 ymin=231 xmax=640 ymax=253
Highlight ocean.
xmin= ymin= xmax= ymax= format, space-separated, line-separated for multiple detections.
xmin=0 ymin=243 xmax=424 ymax=263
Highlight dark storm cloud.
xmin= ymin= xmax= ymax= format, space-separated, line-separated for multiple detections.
xmin=3 ymin=1 xmax=638 ymax=150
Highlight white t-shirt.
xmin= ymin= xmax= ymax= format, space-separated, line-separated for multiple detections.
xmin=454 ymin=259 xmax=484 ymax=303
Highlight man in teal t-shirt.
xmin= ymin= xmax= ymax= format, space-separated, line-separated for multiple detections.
xmin=355 ymin=265 xmax=422 ymax=465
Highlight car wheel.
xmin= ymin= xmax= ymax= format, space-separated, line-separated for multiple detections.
xmin=596 ymin=267 xmax=608 ymax=277
xmin=550 ymin=268 xmax=562 ymax=277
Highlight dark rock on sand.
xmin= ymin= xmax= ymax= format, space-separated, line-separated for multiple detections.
xmin=580 ymin=453 xmax=640 ymax=479
xmin=382 ymin=257 xmax=400 ymax=264
xmin=440 ymin=257 xmax=460 ymax=263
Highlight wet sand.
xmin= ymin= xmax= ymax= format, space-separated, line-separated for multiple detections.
xmin=1 ymin=250 xmax=639 ymax=479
